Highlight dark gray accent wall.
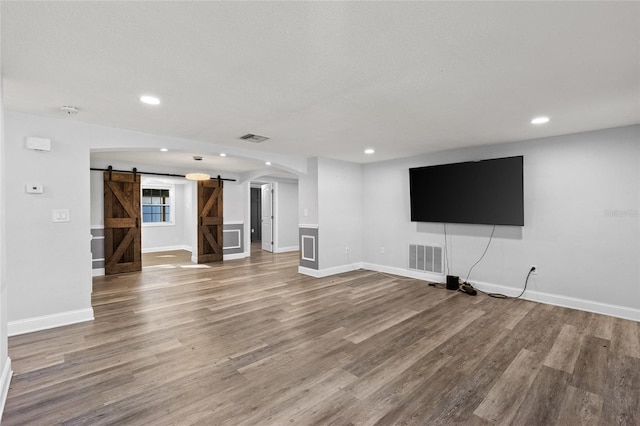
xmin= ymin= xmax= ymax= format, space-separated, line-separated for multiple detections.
xmin=299 ymin=227 xmax=318 ymax=270
xmin=223 ymin=223 xmax=244 ymax=255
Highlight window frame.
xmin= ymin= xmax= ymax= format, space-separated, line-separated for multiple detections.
xmin=141 ymin=184 xmax=175 ymax=227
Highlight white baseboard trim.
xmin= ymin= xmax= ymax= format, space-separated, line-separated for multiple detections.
xmin=8 ymin=308 xmax=95 ymax=337
xmin=224 ymin=252 xmax=250 ymax=261
xmin=275 ymin=246 xmax=299 ymax=254
xmin=0 ymin=357 xmax=12 ymax=422
xmin=298 ymin=260 xmax=640 ymax=322
xmin=142 ymin=245 xmax=191 ymax=254
xmin=299 ymin=262 xmax=363 ymax=278
xmin=92 ymin=268 xmax=105 ymax=277
xmin=298 ymin=266 xmax=321 ymax=278
xmin=468 ymin=279 xmax=640 ymax=322
xmin=360 ymin=262 xmax=445 ymax=283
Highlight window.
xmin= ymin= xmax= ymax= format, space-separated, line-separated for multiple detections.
xmin=142 ymin=187 xmax=173 ymax=225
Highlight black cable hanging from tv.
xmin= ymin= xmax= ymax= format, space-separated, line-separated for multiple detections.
xmin=90 ymin=166 xmax=236 ymax=182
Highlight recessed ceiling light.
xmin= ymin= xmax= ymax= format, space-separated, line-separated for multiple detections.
xmin=265 ymin=161 xmax=271 ymax=166
xmin=160 ymin=148 xmax=168 ymax=152
xmin=220 ymin=153 xmax=227 ymax=157
xmin=140 ymin=95 xmax=160 ymax=105
xmin=531 ymin=116 xmax=550 ymax=125
xmin=364 ymin=148 xmax=375 ymax=155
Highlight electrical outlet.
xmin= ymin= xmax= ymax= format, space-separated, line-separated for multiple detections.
xmin=345 ymin=246 xmax=350 ymax=254
xmin=380 ymin=247 xmax=385 ymax=254
xmin=530 ymin=265 xmax=538 ymax=275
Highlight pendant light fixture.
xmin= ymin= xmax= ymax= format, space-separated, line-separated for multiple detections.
xmin=185 ymin=155 xmax=210 ymax=180
xmin=185 ymin=172 xmax=210 ymax=181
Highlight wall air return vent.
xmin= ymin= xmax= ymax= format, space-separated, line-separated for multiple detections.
xmin=240 ymin=134 xmax=269 ymax=143
xmin=409 ymin=244 xmax=443 ymax=274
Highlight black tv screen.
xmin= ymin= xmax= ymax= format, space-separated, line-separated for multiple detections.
xmin=409 ymin=156 xmax=524 ymax=226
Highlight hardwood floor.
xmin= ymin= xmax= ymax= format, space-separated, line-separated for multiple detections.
xmin=142 ymin=249 xmax=192 ymax=267
xmin=4 ymin=249 xmax=640 ymax=425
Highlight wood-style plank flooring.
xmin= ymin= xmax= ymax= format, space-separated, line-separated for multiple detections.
xmin=4 ymin=246 xmax=640 ymax=425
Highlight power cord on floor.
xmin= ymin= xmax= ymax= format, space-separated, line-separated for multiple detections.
xmin=427 ymin=266 xmax=536 ymax=300
xmin=486 ymin=266 xmax=536 ymax=299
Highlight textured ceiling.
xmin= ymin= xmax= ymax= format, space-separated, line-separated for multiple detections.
xmin=2 ymin=1 xmax=639 ymax=173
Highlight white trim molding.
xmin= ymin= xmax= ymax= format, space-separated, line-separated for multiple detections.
xmin=299 ymin=263 xmax=362 ymax=278
xmin=299 ymin=261 xmax=640 ymax=322
xmin=92 ymin=268 xmax=105 ymax=277
xmin=141 ymin=183 xmax=176 ymax=226
xmin=224 ymin=221 xmax=244 ymax=225
xmin=275 ymin=246 xmax=299 ymax=253
xmin=361 ymin=262 xmax=445 ymax=284
xmin=222 ymin=229 xmax=242 ymax=249
xmin=223 ymin=252 xmax=250 ymax=261
xmin=8 ymin=308 xmax=95 ymax=337
xmin=301 ymin=235 xmax=316 ymax=261
xmin=469 ymin=280 xmax=640 ymax=322
xmin=0 ymin=357 xmax=12 ymax=422
xmin=142 ymin=245 xmax=192 ymax=254
xmin=299 ymin=224 xmax=319 ymax=229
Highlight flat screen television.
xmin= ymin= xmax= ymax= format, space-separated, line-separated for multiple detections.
xmin=409 ymin=156 xmax=524 ymax=226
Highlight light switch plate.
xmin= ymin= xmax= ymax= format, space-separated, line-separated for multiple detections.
xmin=52 ymin=209 xmax=70 ymax=223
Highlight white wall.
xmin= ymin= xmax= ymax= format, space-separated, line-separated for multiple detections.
xmin=223 ymin=179 xmax=250 ymax=259
xmin=140 ymin=181 xmax=188 ymax=252
xmin=223 ymin=180 xmax=246 ymax=222
xmin=89 ymin=170 xmax=104 ymax=227
xmin=275 ymin=181 xmax=299 ymax=251
xmin=362 ymin=125 xmax=640 ymax=319
xmin=298 ymin=157 xmax=319 ymax=225
xmin=4 ymin=112 xmax=94 ymax=331
xmin=0 ymin=34 xmax=14 ymax=418
xmin=317 ymin=157 xmax=363 ymax=270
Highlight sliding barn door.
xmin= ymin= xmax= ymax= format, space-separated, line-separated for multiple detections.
xmin=104 ymin=171 xmax=141 ymax=274
xmin=197 ymin=179 xmax=223 ymax=263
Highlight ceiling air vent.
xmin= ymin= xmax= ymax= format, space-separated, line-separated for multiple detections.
xmin=240 ymin=134 xmax=269 ymax=143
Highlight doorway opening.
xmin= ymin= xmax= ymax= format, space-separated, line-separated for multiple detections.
xmin=250 ymin=182 xmax=274 ymax=256
xmin=138 ymin=176 xmax=196 ymax=270
xmin=250 ymin=187 xmax=262 ymax=243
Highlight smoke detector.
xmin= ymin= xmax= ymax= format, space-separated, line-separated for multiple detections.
xmin=193 ymin=155 xmax=203 ymax=161
xmin=61 ymin=106 xmax=79 ymax=115
xmin=240 ymin=133 xmax=269 ymax=143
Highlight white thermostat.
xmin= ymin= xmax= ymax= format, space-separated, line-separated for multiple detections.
xmin=26 ymin=184 xmax=44 ymax=194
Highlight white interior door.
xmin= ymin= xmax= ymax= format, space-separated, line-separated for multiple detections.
xmin=261 ymin=184 xmax=273 ymax=252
